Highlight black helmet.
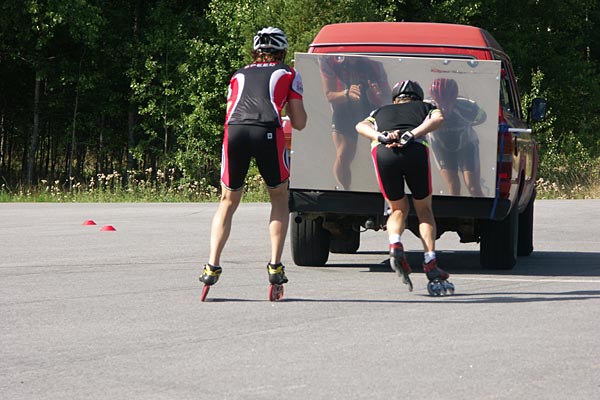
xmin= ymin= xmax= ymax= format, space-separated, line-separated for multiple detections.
xmin=391 ymin=80 xmax=424 ymax=101
xmin=253 ymin=27 xmax=288 ymax=52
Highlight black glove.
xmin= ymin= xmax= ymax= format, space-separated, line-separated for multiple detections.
xmin=399 ymin=131 xmax=414 ymax=147
xmin=377 ymin=133 xmax=395 ymax=144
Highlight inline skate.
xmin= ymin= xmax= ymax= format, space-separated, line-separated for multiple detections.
xmin=199 ymin=263 xmax=222 ymax=301
xmin=389 ymin=242 xmax=413 ymax=292
xmin=267 ymin=262 xmax=288 ymax=301
xmin=423 ymin=259 xmax=455 ymax=296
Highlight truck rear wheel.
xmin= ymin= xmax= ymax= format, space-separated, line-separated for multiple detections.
xmin=517 ymin=189 xmax=535 ymax=257
xmin=480 ymin=204 xmax=518 ymax=269
xmin=290 ymin=213 xmax=330 ymax=266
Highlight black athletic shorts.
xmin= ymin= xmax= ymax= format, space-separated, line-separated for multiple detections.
xmin=371 ymin=142 xmax=431 ymax=201
xmin=433 ymin=140 xmax=479 ymax=172
xmin=221 ymin=124 xmax=289 ymax=190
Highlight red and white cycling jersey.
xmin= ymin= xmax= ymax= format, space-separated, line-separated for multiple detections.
xmin=226 ymin=62 xmax=303 ymax=127
xmin=220 ymin=62 xmax=303 ymax=190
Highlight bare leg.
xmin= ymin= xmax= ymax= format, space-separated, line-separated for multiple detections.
xmin=332 ymin=131 xmax=357 ymax=190
xmin=267 ymin=182 xmax=290 ymax=264
xmin=412 ymin=195 xmax=436 ymax=253
xmin=386 ymin=196 xmax=410 ymax=238
xmin=439 ymin=168 xmax=461 ymax=195
xmin=208 ymin=185 xmax=243 ymax=266
xmin=463 ymin=170 xmax=484 ymax=197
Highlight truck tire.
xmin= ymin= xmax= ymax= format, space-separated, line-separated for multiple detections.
xmin=517 ymin=189 xmax=535 ymax=257
xmin=480 ymin=204 xmax=518 ymax=269
xmin=290 ymin=213 xmax=330 ymax=266
xmin=329 ymin=228 xmax=360 ymax=254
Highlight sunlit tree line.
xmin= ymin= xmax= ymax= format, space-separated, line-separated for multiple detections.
xmin=1 ymin=0 xmax=598 ymax=190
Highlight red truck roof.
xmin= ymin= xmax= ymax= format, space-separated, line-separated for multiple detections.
xmin=309 ymin=22 xmax=505 ymax=60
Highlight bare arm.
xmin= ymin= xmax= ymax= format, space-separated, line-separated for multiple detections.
xmin=321 ymin=73 xmax=361 ymax=104
xmin=385 ymin=109 xmax=444 ymax=148
xmin=355 ymin=109 xmax=444 ymax=147
xmin=355 ymin=118 xmax=380 ymax=142
xmin=286 ymin=99 xmax=307 ymax=131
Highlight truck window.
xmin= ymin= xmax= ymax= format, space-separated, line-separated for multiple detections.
xmin=499 ymin=61 xmax=522 ymax=119
xmin=500 ymin=76 xmax=513 ymax=114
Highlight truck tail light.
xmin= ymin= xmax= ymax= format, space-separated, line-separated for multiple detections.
xmin=497 ymin=118 xmax=513 ymax=199
xmin=498 ymin=160 xmax=512 ymax=198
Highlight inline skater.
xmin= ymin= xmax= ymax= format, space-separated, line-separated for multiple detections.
xmin=200 ymin=27 xmax=307 ymax=301
xmin=355 ymin=80 xmax=454 ymax=295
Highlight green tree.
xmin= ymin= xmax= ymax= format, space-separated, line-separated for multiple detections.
xmin=0 ymin=0 xmax=599 ymax=196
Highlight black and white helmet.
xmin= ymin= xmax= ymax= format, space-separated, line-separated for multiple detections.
xmin=253 ymin=27 xmax=288 ymax=52
xmin=391 ymin=80 xmax=424 ymax=101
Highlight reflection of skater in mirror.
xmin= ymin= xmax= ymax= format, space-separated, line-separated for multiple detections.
xmin=428 ymin=78 xmax=487 ymax=196
xmin=319 ymin=55 xmax=390 ymax=189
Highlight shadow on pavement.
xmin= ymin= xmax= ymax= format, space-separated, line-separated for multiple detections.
xmin=281 ymin=289 xmax=600 ymax=304
xmin=321 ymin=250 xmax=600 ymax=278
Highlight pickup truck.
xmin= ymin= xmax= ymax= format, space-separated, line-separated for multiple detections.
xmin=288 ymin=22 xmax=547 ymax=269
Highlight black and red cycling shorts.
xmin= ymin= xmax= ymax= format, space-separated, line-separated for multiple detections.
xmin=221 ymin=124 xmax=290 ymax=190
xmin=371 ymin=142 xmax=432 ymax=201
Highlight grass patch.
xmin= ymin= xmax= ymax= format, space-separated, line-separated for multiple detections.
xmin=0 ymin=168 xmax=269 ymax=203
xmin=2 ymin=158 xmax=599 ymax=202
xmin=536 ymin=152 xmax=600 ymax=200
xmin=536 ymin=177 xmax=600 ymax=200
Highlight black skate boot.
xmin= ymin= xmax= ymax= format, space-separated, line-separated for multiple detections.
xmin=199 ymin=263 xmax=222 ymax=301
xmin=267 ymin=262 xmax=288 ymax=301
xmin=200 ymin=263 xmax=222 ymax=285
xmin=423 ymin=259 xmax=454 ymax=296
xmin=389 ymin=242 xmax=413 ymax=291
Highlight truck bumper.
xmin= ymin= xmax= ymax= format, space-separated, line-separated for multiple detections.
xmin=289 ymin=190 xmax=511 ymax=221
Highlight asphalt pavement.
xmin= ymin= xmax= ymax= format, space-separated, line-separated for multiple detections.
xmin=1 ymin=200 xmax=599 ymax=399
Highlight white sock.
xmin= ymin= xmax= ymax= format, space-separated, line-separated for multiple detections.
xmin=424 ymin=251 xmax=436 ymax=264
xmin=389 ymin=234 xmax=401 ymax=245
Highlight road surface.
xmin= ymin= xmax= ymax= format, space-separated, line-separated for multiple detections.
xmin=1 ymin=200 xmax=599 ymax=399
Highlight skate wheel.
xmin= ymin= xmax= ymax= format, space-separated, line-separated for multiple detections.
xmin=427 ymin=280 xmax=442 ymax=297
xmin=443 ymin=281 xmax=455 ymax=295
xmin=269 ymin=284 xmax=284 ymax=301
xmin=201 ymin=285 xmax=210 ymax=302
